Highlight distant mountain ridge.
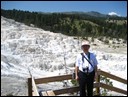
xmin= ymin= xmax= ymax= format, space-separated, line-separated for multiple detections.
xmin=45 ymin=11 xmax=124 ymax=18
xmin=1 ymin=9 xmax=127 ymax=40
xmin=59 ymin=11 xmax=107 ymax=17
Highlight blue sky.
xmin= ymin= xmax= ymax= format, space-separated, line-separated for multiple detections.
xmin=1 ymin=1 xmax=127 ymax=17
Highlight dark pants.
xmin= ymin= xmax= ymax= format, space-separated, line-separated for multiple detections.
xmin=78 ymin=70 xmax=95 ymax=96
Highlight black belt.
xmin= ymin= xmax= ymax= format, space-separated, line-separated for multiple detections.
xmin=80 ymin=70 xmax=94 ymax=75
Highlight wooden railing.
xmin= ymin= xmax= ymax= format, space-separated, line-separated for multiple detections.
xmin=28 ymin=68 xmax=39 ymax=96
xmin=97 ymin=69 xmax=127 ymax=95
xmin=28 ymin=69 xmax=127 ymax=96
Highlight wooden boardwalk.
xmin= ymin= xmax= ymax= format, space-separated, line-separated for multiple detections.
xmin=28 ymin=69 xmax=127 ymax=96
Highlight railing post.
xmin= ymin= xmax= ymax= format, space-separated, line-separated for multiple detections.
xmin=96 ymin=70 xmax=100 ymax=96
xmin=28 ymin=78 xmax=32 ymax=96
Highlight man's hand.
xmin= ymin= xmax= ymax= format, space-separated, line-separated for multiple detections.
xmin=75 ymin=75 xmax=79 ymax=81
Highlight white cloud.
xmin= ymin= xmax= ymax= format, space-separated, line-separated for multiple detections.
xmin=108 ymin=12 xmax=121 ymax=16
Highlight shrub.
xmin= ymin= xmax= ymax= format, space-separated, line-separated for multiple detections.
xmin=6 ymin=93 xmax=13 ymax=96
xmin=100 ymin=76 xmax=113 ymax=96
xmin=70 ymin=79 xmax=79 ymax=86
xmin=104 ymin=39 xmax=109 ymax=44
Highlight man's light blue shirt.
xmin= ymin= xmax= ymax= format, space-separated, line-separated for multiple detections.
xmin=76 ymin=52 xmax=98 ymax=73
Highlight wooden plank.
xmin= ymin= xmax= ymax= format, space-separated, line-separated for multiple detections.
xmin=33 ymin=92 xmax=39 ymax=96
xmin=32 ymin=77 xmax=39 ymax=96
xmin=94 ymin=82 xmax=100 ymax=88
xmin=52 ymin=83 xmax=100 ymax=95
xmin=28 ymin=78 xmax=32 ymax=96
xmin=95 ymin=74 xmax=100 ymax=95
xmin=53 ymin=83 xmax=100 ymax=95
xmin=99 ymin=70 xmax=127 ymax=84
xmin=41 ymin=92 xmax=48 ymax=96
xmin=100 ymin=83 xmax=127 ymax=95
xmin=28 ymin=69 xmax=127 ymax=96
xmin=35 ymin=74 xmax=72 ymax=84
xmin=47 ymin=91 xmax=55 ymax=96
xmin=53 ymin=86 xmax=79 ymax=95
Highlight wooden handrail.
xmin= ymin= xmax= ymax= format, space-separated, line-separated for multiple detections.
xmin=100 ymin=83 xmax=127 ymax=95
xmin=98 ymin=69 xmax=127 ymax=84
xmin=96 ymin=69 xmax=127 ymax=95
xmin=35 ymin=74 xmax=72 ymax=84
xmin=28 ymin=77 xmax=39 ymax=96
xmin=31 ymin=77 xmax=39 ymax=96
xmin=28 ymin=69 xmax=127 ymax=96
xmin=28 ymin=78 xmax=32 ymax=96
xmin=53 ymin=82 xmax=100 ymax=95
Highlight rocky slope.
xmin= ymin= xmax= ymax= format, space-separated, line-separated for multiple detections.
xmin=1 ymin=16 xmax=127 ymax=96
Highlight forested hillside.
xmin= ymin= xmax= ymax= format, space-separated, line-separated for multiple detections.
xmin=1 ymin=9 xmax=127 ymax=40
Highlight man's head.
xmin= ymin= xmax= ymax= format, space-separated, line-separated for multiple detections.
xmin=81 ymin=41 xmax=90 ymax=53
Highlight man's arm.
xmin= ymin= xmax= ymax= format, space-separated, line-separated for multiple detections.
xmin=75 ymin=54 xmax=81 ymax=80
xmin=75 ymin=66 xmax=79 ymax=80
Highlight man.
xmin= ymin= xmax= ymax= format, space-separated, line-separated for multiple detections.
xmin=75 ymin=40 xmax=98 ymax=96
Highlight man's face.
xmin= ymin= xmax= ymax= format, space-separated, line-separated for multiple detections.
xmin=82 ymin=45 xmax=90 ymax=52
